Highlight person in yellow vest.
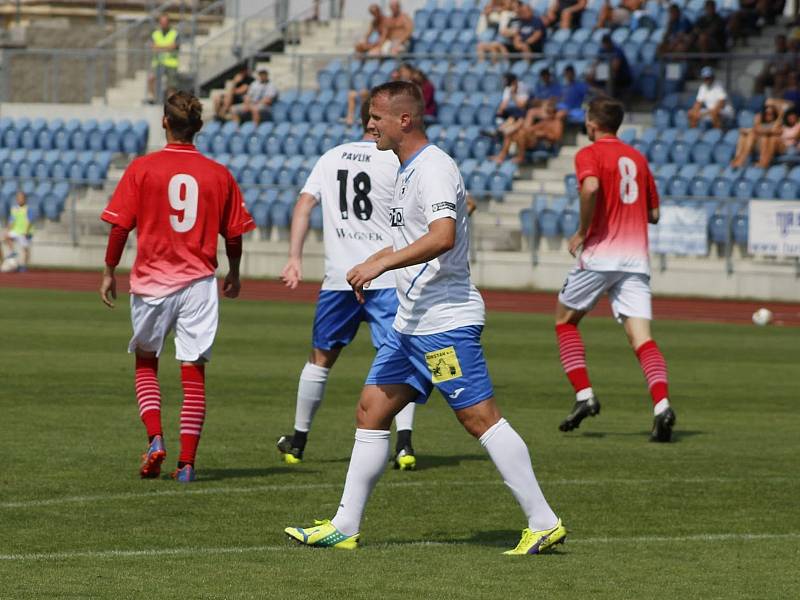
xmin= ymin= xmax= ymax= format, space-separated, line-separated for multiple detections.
xmin=148 ymin=14 xmax=180 ymax=104
xmin=2 ymin=191 xmax=33 ymax=271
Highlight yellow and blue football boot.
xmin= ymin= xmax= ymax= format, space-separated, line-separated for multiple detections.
xmin=284 ymin=519 xmax=360 ymax=550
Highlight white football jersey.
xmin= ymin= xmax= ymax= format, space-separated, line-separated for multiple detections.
xmin=388 ymin=144 xmax=485 ymax=335
xmin=302 ymin=139 xmax=399 ymax=290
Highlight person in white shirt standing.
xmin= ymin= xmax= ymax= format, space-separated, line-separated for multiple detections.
xmin=688 ymin=66 xmax=734 ymax=129
xmin=284 ymin=81 xmax=566 ymax=555
xmin=277 ymin=100 xmax=417 ymax=469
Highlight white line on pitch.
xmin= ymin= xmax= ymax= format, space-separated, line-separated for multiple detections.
xmin=0 ymin=476 xmax=792 ymax=510
xmin=2 ymin=532 xmax=799 ymax=562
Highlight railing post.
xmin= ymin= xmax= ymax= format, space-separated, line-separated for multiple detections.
xmin=69 ymin=185 xmax=78 ymax=247
xmin=530 ymin=196 xmax=539 ymax=267
xmin=724 ymin=199 xmax=734 ymax=275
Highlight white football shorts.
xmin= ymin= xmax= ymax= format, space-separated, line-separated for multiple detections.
xmin=8 ymin=231 xmax=31 ymax=248
xmin=128 ymin=275 xmax=219 ymax=362
xmin=558 ymin=268 xmax=652 ymax=322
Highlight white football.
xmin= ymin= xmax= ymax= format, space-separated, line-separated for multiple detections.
xmin=752 ymin=308 xmax=773 ymax=326
xmin=0 ymin=257 xmax=18 ymax=273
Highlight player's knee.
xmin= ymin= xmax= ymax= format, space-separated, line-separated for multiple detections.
xmin=456 ymin=400 xmax=502 ymax=438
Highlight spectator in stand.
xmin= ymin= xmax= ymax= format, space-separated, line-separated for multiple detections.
xmin=490 ymin=73 xmax=531 ymax=139
xmin=691 ymin=0 xmax=727 ymax=54
xmin=688 ymin=66 xmax=735 ymax=129
xmin=556 ymin=65 xmax=589 ymax=123
xmin=544 ymin=0 xmax=587 ymax=30
xmin=147 ymin=14 xmax=180 ymax=104
xmin=534 ymin=67 xmax=562 ymax=101
xmin=730 ymin=100 xmax=784 ymax=168
xmin=508 ymin=3 xmax=547 ymax=56
xmin=373 ymin=0 xmax=413 ymax=57
xmin=407 ymin=64 xmax=438 ymax=122
xmin=782 ymin=72 xmax=800 ymax=106
xmin=476 ymin=0 xmax=513 ymax=38
xmin=355 ymin=4 xmax=385 ymax=55
xmin=595 ymin=0 xmax=646 ymax=29
xmin=213 ymin=66 xmax=254 ymax=121
xmin=658 ymin=3 xmax=694 ymax=56
xmin=476 ymin=0 xmax=524 ymax=62
xmin=759 ymin=108 xmax=800 ymax=166
xmin=1 ymin=191 xmax=33 ymax=271
xmin=587 ymin=34 xmax=632 ymax=97
xmin=493 ymin=100 xmax=565 ymax=164
xmin=754 ymin=35 xmax=793 ymax=95
xmin=233 ymin=68 xmax=278 ymax=124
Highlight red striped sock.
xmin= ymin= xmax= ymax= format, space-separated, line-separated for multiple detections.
xmin=135 ymin=356 xmax=162 ymax=438
xmin=635 ymin=340 xmax=669 ymax=406
xmin=179 ymin=364 xmax=206 ymax=466
xmin=555 ymin=324 xmax=592 ymax=394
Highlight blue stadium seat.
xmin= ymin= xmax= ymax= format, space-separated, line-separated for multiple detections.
xmin=689 ymin=177 xmax=711 ymax=197
xmin=653 ymin=108 xmax=671 ymax=130
xmin=753 ymin=178 xmax=777 ymax=199
xmin=732 ymin=178 xmax=755 ymax=200
xmin=700 ymin=129 xmax=723 ymax=145
xmin=649 ymin=141 xmax=670 ymax=165
xmin=712 ymin=143 xmax=735 ymax=165
xmin=737 ymin=110 xmax=755 ymax=129
xmin=711 ymin=177 xmax=733 ymax=197
xmin=467 ymin=171 xmax=488 ymax=194
xmin=559 ymin=209 xmax=579 ymax=236
xmin=742 ymin=166 xmax=764 ymax=182
xmin=270 ymin=201 xmax=293 ymax=229
xmin=251 ymin=202 xmax=271 ymax=229
xmin=691 ymin=142 xmax=713 ymax=165
xmin=564 ymin=174 xmax=578 ymax=200
xmin=765 ymin=165 xmax=786 ymax=182
xmin=708 ymin=212 xmax=729 ymax=244
xmin=538 ymin=207 xmax=560 ymax=238
xmin=668 ymin=177 xmax=690 ymax=196
xmin=519 ymin=208 xmax=534 ymax=238
xmin=732 ymin=213 xmax=748 ymax=245
xmin=777 ymin=178 xmax=799 ymax=199
xmin=670 ymin=141 xmax=690 ymax=165
xmin=672 ymin=109 xmax=689 ymax=130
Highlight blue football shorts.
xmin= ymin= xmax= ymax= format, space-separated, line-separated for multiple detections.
xmin=312 ymin=288 xmax=399 ymax=351
xmin=365 ymin=325 xmax=495 ymax=411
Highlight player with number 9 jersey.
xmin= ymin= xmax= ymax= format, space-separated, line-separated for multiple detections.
xmin=100 ymin=91 xmax=255 ymax=483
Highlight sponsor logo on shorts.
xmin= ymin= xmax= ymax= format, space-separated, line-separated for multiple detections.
xmin=448 ymin=388 xmax=465 ymax=399
xmin=424 ymin=346 xmax=463 ymax=383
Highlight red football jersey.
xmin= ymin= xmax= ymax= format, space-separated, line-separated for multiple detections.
xmin=101 ymin=143 xmax=255 ymax=297
xmin=574 ymin=136 xmax=658 ymax=275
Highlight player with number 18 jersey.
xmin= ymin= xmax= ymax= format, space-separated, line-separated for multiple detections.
xmin=276 ymin=102 xmax=417 ymax=469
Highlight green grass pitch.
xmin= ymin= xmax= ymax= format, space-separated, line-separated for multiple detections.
xmin=1 ymin=287 xmax=798 ymax=599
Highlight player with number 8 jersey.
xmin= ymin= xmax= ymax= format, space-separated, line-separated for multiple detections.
xmin=554 ymin=96 xmax=676 ymax=443
xmin=100 ymin=91 xmax=255 ymax=482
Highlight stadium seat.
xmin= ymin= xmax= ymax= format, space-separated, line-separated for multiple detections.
xmin=537 ymin=207 xmax=560 ymax=238
xmin=753 ymin=178 xmax=777 ymax=199
xmin=712 ymin=143 xmax=735 ymax=165
xmin=649 ymin=141 xmax=670 ymax=165
xmin=708 ymin=212 xmax=729 ymax=244
xmin=732 ymin=213 xmax=748 ymax=245
xmin=777 ymin=178 xmax=799 ymax=200
xmin=670 ymin=141 xmax=690 ymax=165
xmin=691 ymin=142 xmax=712 ymax=165
xmin=668 ymin=177 xmax=690 ymax=196
xmin=689 ymin=177 xmax=711 ymax=197
xmin=732 ymin=178 xmax=755 ymax=200
xmin=559 ymin=208 xmax=579 ymax=236
xmin=711 ymin=176 xmax=733 ymax=197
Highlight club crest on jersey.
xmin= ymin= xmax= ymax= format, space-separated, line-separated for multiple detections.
xmin=390 ymin=207 xmax=404 ymax=227
xmin=399 ymin=168 xmax=415 ymax=197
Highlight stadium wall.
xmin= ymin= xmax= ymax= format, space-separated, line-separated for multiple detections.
xmin=26 ymin=237 xmax=800 ymax=301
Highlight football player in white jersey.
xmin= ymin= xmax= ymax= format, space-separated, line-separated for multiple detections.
xmin=277 ymin=100 xmax=417 ymax=469
xmin=285 ymin=82 xmax=566 ymax=554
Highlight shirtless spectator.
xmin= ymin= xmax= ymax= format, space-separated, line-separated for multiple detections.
xmin=544 ymin=0 xmax=587 ymax=30
xmin=355 ymin=4 xmax=384 ymax=55
xmin=595 ymin=0 xmax=645 ymax=29
xmin=213 ymin=66 xmax=253 ymax=121
xmin=372 ymin=0 xmax=413 ymax=57
xmin=494 ymin=100 xmax=565 ymax=164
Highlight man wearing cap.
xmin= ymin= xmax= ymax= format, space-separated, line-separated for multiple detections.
xmin=688 ymin=66 xmax=734 ymax=129
xmin=234 ymin=69 xmax=279 ymax=125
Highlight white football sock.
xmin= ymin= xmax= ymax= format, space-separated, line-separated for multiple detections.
xmin=293 ymin=362 xmax=330 ymax=432
xmin=393 ymin=401 xmax=416 ymax=432
xmin=654 ymin=398 xmax=670 ymax=416
xmin=576 ymin=387 xmax=595 ymax=402
xmin=479 ymin=418 xmax=559 ymax=532
xmin=331 ymin=428 xmax=390 ymax=536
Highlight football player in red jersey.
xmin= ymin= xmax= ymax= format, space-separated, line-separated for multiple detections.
xmin=554 ymin=96 xmax=676 ymax=442
xmin=100 ymin=91 xmax=255 ymax=481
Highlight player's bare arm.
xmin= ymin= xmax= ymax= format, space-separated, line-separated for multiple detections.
xmin=347 ymin=218 xmax=455 ymax=302
xmin=100 ymin=266 xmax=117 ymax=308
xmin=223 ymin=235 xmax=243 ymax=298
xmin=100 ymin=223 xmax=130 ymax=308
xmin=649 ymin=207 xmax=660 ymax=225
xmin=570 ymin=176 xmax=599 ymax=257
xmin=281 ymin=193 xmax=317 ymax=289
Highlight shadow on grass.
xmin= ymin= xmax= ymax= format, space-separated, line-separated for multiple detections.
xmin=385 ymin=529 xmax=569 ymax=553
xmin=317 ymin=453 xmax=488 ymax=471
xmin=577 ymin=429 xmax=705 ymax=442
xmin=197 ymin=467 xmax=320 ymax=481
